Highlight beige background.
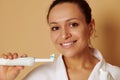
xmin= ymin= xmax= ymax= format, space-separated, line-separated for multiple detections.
xmin=0 ymin=0 xmax=120 ymax=80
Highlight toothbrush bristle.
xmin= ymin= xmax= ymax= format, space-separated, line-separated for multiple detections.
xmin=50 ymin=54 xmax=55 ymax=60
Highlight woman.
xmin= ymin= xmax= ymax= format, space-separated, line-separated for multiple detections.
xmin=0 ymin=0 xmax=120 ymax=80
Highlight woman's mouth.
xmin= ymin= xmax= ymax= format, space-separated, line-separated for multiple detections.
xmin=60 ymin=40 xmax=77 ymax=48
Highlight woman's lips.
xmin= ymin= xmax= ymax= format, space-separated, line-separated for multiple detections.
xmin=60 ymin=40 xmax=77 ymax=48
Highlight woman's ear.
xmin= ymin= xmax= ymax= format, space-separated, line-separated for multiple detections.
xmin=88 ymin=19 xmax=95 ymax=36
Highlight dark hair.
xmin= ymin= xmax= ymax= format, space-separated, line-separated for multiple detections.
xmin=47 ymin=0 xmax=92 ymax=24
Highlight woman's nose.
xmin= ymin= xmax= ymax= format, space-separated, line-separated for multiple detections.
xmin=61 ymin=28 xmax=72 ymax=40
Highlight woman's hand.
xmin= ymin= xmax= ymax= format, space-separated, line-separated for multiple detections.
xmin=0 ymin=53 xmax=27 ymax=80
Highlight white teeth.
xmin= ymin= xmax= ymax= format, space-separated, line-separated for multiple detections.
xmin=62 ymin=42 xmax=74 ymax=46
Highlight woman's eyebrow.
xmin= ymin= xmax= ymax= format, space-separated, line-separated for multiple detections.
xmin=66 ymin=18 xmax=82 ymax=22
xmin=49 ymin=22 xmax=58 ymax=25
xmin=49 ymin=18 xmax=81 ymax=24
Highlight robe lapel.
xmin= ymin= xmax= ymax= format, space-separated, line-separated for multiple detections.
xmin=55 ymin=54 xmax=68 ymax=80
xmin=88 ymin=49 xmax=114 ymax=80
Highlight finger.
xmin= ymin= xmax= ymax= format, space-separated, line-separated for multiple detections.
xmin=1 ymin=53 xmax=8 ymax=59
xmin=13 ymin=53 xmax=18 ymax=59
xmin=8 ymin=66 xmax=25 ymax=72
xmin=7 ymin=52 xmax=13 ymax=59
xmin=16 ymin=66 xmax=24 ymax=70
xmin=21 ymin=54 xmax=27 ymax=57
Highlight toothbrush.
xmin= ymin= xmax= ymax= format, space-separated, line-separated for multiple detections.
xmin=0 ymin=54 xmax=55 ymax=66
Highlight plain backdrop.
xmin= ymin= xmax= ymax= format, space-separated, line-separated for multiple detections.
xmin=0 ymin=0 xmax=120 ymax=80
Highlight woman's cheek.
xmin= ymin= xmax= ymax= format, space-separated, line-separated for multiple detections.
xmin=51 ymin=32 xmax=59 ymax=44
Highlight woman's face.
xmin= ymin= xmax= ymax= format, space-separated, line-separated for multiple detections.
xmin=48 ymin=3 xmax=94 ymax=57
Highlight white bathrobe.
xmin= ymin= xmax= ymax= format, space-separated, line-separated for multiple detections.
xmin=24 ymin=49 xmax=120 ymax=80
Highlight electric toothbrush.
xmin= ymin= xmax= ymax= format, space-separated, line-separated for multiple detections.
xmin=0 ymin=54 xmax=55 ymax=66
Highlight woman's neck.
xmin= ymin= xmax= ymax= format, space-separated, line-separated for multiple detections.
xmin=63 ymin=48 xmax=99 ymax=70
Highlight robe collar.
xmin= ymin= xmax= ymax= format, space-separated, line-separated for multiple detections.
xmin=55 ymin=49 xmax=114 ymax=80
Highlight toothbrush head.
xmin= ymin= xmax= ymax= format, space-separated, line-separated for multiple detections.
xmin=50 ymin=54 xmax=55 ymax=61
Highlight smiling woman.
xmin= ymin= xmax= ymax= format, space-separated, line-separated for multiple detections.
xmin=48 ymin=1 xmax=94 ymax=59
xmin=0 ymin=0 xmax=120 ymax=80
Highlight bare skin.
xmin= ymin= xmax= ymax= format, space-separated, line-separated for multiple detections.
xmin=0 ymin=53 xmax=27 ymax=80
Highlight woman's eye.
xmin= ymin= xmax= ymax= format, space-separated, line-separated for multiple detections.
xmin=70 ymin=22 xmax=79 ymax=27
xmin=51 ymin=26 xmax=59 ymax=31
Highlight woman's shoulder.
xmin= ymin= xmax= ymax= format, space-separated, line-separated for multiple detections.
xmin=106 ymin=63 xmax=120 ymax=72
xmin=24 ymin=62 xmax=56 ymax=80
xmin=106 ymin=63 xmax=120 ymax=79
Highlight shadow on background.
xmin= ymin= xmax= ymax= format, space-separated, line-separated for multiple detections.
xmin=101 ymin=13 xmax=120 ymax=66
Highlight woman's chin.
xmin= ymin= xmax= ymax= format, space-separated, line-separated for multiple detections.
xmin=62 ymin=51 xmax=78 ymax=58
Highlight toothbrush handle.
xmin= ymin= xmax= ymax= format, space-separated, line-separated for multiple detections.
xmin=0 ymin=57 xmax=35 ymax=66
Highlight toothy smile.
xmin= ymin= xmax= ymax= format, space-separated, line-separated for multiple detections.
xmin=60 ymin=40 xmax=77 ymax=48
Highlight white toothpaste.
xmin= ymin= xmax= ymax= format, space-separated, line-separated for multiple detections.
xmin=0 ymin=54 xmax=55 ymax=66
